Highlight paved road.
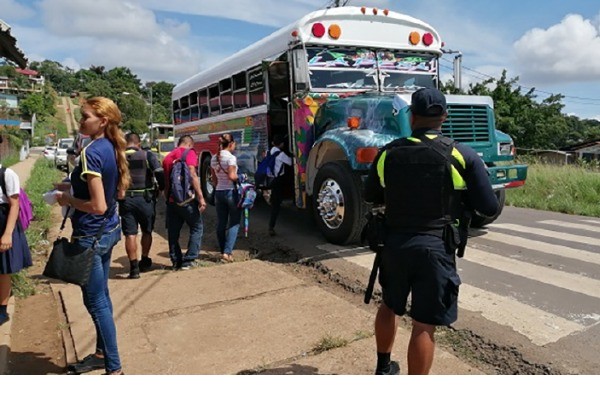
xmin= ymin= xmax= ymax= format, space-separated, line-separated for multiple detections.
xmin=258 ymin=201 xmax=600 ymax=374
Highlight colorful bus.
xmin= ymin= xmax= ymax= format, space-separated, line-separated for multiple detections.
xmin=172 ymin=6 xmax=527 ymax=244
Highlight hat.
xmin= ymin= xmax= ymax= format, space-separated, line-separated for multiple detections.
xmin=410 ymin=88 xmax=447 ymax=117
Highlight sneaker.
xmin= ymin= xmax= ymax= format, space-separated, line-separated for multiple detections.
xmin=375 ymin=361 xmax=400 ymax=375
xmin=179 ymin=264 xmax=191 ymax=271
xmin=139 ymin=256 xmax=152 ymax=272
xmin=67 ymin=353 xmax=105 ymax=374
xmin=181 ymin=260 xmax=205 ymax=269
xmin=0 ymin=313 xmax=9 ymax=327
xmin=268 ymin=229 xmax=276 ymax=236
xmin=128 ymin=268 xmax=140 ymax=279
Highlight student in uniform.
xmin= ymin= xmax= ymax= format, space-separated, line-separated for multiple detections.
xmin=0 ymin=165 xmax=32 ymax=326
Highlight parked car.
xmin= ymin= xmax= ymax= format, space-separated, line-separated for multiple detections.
xmin=55 ymin=137 xmax=74 ymax=170
xmin=43 ymin=146 xmax=57 ymax=162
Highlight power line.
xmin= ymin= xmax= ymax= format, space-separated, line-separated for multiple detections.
xmin=439 ymin=57 xmax=600 ymax=104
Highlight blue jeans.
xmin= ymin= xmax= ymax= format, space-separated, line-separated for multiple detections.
xmin=166 ymin=201 xmax=203 ymax=265
xmin=77 ymin=226 xmax=122 ymax=373
xmin=215 ymin=190 xmax=241 ymax=255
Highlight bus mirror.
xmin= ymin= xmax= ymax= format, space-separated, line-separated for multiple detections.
xmin=292 ymin=48 xmax=310 ymax=91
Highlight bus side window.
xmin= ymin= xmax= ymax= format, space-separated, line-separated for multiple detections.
xmin=209 ymin=84 xmax=220 ymax=116
xmin=220 ymin=78 xmax=233 ymax=113
xmin=233 ymin=71 xmax=248 ymax=110
xmin=199 ymin=88 xmax=209 ymax=119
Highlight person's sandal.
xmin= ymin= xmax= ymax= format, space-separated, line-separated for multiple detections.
xmin=67 ymin=353 xmax=105 ymax=374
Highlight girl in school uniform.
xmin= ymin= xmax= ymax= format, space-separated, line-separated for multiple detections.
xmin=0 ymin=165 xmax=32 ymax=326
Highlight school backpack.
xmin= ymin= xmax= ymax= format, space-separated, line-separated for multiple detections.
xmin=0 ymin=167 xmax=34 ymax=230
xmin=237 ymin=182 xmax=257 ymax=209
xmin=169 ymin=149 xmax=195 ymax=206
xmin=254 ymin=150 xmax=281 ymax=189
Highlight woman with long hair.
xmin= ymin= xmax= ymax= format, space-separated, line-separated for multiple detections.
xmin=210 ymin=133 xmax=240 ymax=262
xmin=55 ymin=96 xmax=130 ymax=375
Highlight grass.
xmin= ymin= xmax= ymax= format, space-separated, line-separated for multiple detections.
xmin=0 ymin=152 xmax=20 ymax=168
xmin=506 ymin=160 xmax=600 ymax=217
xmin=11 ymin=158 xmax=63 ymax=298
xmin=312 ymin=334 xmax=349 ymax=354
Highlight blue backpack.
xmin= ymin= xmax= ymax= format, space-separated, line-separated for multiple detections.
xmin=237 ymin=182 xmax=257 ymax=209
xmin=169 ymin=149 xmax=195 ymax=206
xmin=254 ymin=150 xmax=281 ymax=189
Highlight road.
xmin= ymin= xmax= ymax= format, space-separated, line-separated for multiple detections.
xmin=254 ymin=200 xmax=600 ymax=374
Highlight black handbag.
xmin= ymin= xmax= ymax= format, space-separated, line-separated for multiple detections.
xmin=43 ymin=208 xmax=108 ymax=286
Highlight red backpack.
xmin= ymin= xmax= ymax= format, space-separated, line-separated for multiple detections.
xmin=0 ymin=167 xmax=34 ymax=230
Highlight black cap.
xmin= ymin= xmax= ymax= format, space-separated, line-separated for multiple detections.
xmin=410 ymin=88 xmax=447 ymax=117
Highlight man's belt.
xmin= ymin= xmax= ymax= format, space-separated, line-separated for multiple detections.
xmin=125 ymin=189 xmax=154 ymax=197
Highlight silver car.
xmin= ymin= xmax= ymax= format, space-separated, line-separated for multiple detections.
xmin=55 ymin=138 xmax=74 ymax=169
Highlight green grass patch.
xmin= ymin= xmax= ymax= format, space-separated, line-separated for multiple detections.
xmin=312 ymin=335 xmax=349 ymax=354
xmin=506 ymin=161 xmax=600 ymax=217
xmin=0 ymin=152 xmax=20 ymax=168
xmin=11 ymin=158 xmax=63 ymax=298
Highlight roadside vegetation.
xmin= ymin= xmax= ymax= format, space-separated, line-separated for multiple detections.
xmin=506 ymin=157 xmax=600 ymax=218
xmin=11 ymin=158 xmax=63 ymax=298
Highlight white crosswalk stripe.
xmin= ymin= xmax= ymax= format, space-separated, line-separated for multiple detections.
xmin=480 ymin=231 xmax=600 ymax=265
xmin=537 ymin=220 xmax=600 ymax=234
xmin=316 ymin=217 xmax=600 ymax=346
xmin=580 ymin=219 xmax=600 ymax=225
xmin=492 ymin=223 xmax=600 ymax=247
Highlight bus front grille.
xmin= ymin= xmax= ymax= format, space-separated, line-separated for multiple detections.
xmin=442 ymin=105 xmax=490 ymax=143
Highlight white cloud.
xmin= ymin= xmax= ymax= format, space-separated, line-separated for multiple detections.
xmin=0 ymin=0 xmax=35 ymax=20
xmin=19 ymin=0 xmax=203 ymax=83
xmin=514 ymin=14 xmax=600 ymax=84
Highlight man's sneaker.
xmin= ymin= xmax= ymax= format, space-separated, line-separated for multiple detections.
xmin=128 ymin=268 xmax=140 ymax=279
xmin=139 ymin=257 xmax=152 ymax=272
xmin=375 ymin=361 xmax=400 ymax=375
xmin=67 ymin=353 xmax=105 ymax=374
xmin=181 ymin=260 xmax=205 ymax=270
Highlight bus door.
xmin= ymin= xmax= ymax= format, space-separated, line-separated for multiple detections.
xmin=267 ymin=60 xmax=294 ymax=198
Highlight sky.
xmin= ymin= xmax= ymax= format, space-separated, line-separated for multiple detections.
xmin=2 ymin=0 xmax=600 ymax=120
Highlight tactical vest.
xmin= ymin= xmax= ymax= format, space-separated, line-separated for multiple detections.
xmin=380 ymin=133 xmax=464 ymax=233
xmin=126 ymin=148 xmax=152 ymax=191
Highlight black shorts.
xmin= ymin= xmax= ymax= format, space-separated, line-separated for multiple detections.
xmin=118 ymin=195 xmax=156 ymax=236
xmin=378 ymin=232 xmax=461 ymax=326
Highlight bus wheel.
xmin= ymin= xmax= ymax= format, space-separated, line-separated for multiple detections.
xmin=312 ymin=161 xmax=364 ymax=245
xmin=471 ymin=188 xmax=506 ymax=228
xmin=200 ymin=156 xmax=215 ymax=206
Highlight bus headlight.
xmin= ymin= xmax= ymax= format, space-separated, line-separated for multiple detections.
xmin=498 ymin=142 xmax=513 ymax=156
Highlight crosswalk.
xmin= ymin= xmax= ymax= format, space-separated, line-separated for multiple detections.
xmin=317 ymin=217 xmax=600 ymax=346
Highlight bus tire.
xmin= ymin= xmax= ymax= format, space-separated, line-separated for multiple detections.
xmin=200 ymin=155 xmax=215 ymax=206
xmin=312 ymin=161 xmax=365 ymax=245
xmin=470 ymin=188 xmax=505 ymax=228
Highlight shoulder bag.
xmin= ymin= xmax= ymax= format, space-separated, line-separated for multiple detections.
xmin=43 ymin=208 xmax=107 ymax=286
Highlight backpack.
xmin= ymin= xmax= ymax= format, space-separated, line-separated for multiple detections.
xmin=254 ymin=150 xmax=281 ymax=189
xmin=0 ymin=167 xmax=34 ymax=230
xmin=169 ymin=149 xmax=195 ymax=206
xmin=237 ymin=182 xmax=257 ymax=209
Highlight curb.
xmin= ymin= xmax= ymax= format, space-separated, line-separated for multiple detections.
xmin=50 ymin=284 xmax=78 ymax=367
xmin=0 ymin=296 xmax=15 ymax=375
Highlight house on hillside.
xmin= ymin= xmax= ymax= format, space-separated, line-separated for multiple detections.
xmin=562 ymin=140 xmax=600 ymax=162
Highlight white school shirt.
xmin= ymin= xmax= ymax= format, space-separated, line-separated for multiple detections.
xmin=0 ymin=165 xmax=20 ymax=204
xmin=270 ymin=147 xmax=292 ymax=177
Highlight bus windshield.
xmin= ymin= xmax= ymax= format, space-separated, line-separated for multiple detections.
xmin=307 ymin=46 xmax=438 ymax=92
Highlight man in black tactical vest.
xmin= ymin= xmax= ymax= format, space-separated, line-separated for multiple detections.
xmin=364 ymin=88 xmax=499 ymax=375
xmin=119 ymin=133 xmax=165 ymax=279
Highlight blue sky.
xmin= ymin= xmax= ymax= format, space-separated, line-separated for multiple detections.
xmin=2 ymin=0 xmax=600 ymax=120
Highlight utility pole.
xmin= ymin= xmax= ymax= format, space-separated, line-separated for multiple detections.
xmin=442 ymin=49 xmax=463 ymax=91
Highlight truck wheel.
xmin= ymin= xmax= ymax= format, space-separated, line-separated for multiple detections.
xmin=312 ymin=161 xmax=365 ymax=245
xmin=200 ymin=156 xmax=215 ymax=206
xmin=471 ymin=189 xmax=506 ymax=228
